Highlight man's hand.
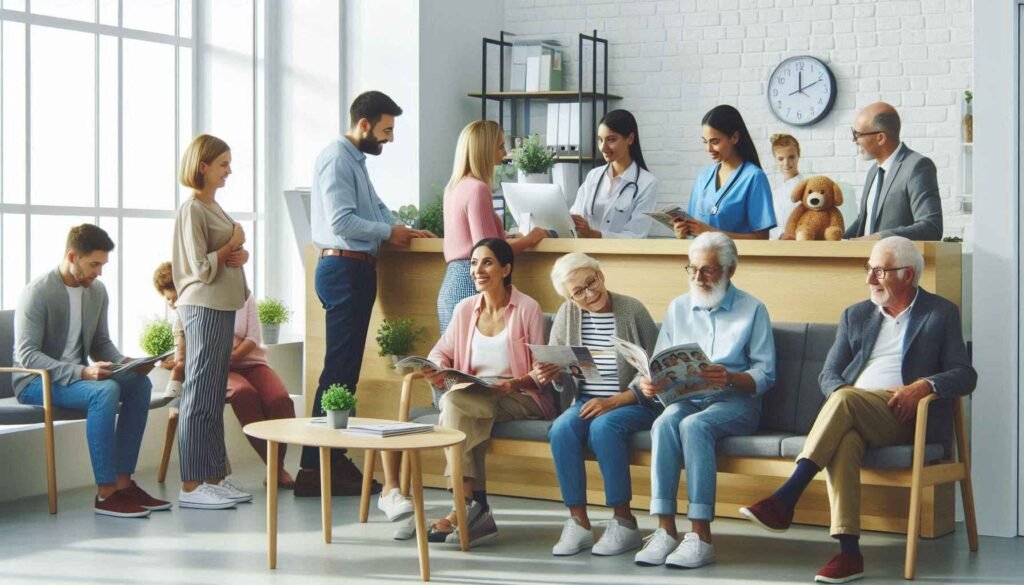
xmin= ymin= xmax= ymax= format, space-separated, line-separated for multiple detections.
xmin=579 ymin=396 xmax=618 ymax=419
xmin=638 ymin=375 xmax=667 ymax=398
xmin=887 ymin=380 xmax=933 ymax=423
xmin=83 ymin=362 xmax=114 ymax=381
xmin=226 ymin=247 xmax=249 ymax=267
xmin=531 ymin=362 xmax=562 ymax=386
xmin=388 ymin=225 xmax=421 ymax=247
xmin=700 ymin=364 xmax=731 ymax=388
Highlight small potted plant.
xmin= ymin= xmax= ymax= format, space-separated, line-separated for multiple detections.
xmin=257 ymin=297 xmax=291 ymax=344
xmin=321 ymin=383 xmax=357 ymax=429
xmin=962 ymin=90 xmax=973 ymax=144
xmin=511 ymin=133 xmax=556 ymax=183
xmin=140 ymin=318 xmax=175 ymax=356
xmin=376 ymin=318 xmax=426 ymax=365
xmin=392 ymin=203 xmax=419 ymax=227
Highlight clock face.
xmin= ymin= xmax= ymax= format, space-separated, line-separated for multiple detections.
xmin=767 ymin=56 xmax=837 ymax=126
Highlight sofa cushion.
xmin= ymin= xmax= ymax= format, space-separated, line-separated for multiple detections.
xmin=780 ymin=436 xmax=945 ymax=469
xmin=760 ymin=323 xmax=808 ymax=433
xmin=793 ymin=323 xmax=836 ymax=434
xmin=719 ymin=432 xmax=793 ymax=458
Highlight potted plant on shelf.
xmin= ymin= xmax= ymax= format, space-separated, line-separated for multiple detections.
xmin=376 ymin=318 xmax=426 ymax=366
xmin=962 ymin=90 xmax=973 ymax=144
xmin=511 ymin=133 xmax=556 ymax=183
xmin=257 ymin=297 xmax=291 ymax=344
xmin=321 ymin=383 xmax=357 ymax=429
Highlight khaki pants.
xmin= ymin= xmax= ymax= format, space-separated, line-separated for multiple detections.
xmin=438 ymin=386 xmax=543 ymax=489
xmin=798 ymin=387 xmax=914 ymax=536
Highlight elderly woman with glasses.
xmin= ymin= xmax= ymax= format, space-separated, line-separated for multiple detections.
xmin=535 ymin=252 xmax=659 ymax=558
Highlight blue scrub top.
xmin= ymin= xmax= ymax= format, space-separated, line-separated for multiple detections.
xmin=686 ymin=161 xmax=776 ymax=234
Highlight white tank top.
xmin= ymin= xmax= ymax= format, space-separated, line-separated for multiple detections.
xmin=470 ymin=328 xmax=511 ymax=378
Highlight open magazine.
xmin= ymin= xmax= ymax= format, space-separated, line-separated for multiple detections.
xmin=393 ymin=356 xmax=511 ymax=392
xmin=610 ymin=336 xmax=720 ymax=407
xmin=644 ymin=206 xmax=691 ymax=230
xmin=109 ymin=350 xmax=174 ymax=381
xmin=527 ymin=344 xmax=608 ymax=382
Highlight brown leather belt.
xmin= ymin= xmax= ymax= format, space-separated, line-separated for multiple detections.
xmin=320 ymin=248 xmax=376 ymax=267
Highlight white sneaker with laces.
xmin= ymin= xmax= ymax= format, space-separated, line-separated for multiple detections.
xmin=163 ymin=380 xmax=182 ymax=399
xmin=634 ymin=528 xmax=680 ymax=566
xmin=216 ymin=478 xmax=253 ymax=503
xmin=592 ymin=517 xmax=642 ymax=556
xmin=178 ymin=483 xmax=237 ymax=510
xmin=377 ymin=488 xmax=414 ymax=521
xmin=665 ymin=532 xmax=716 ymax=568
xmin=393 ymin=516 xmax=416 ymax=541
xmin=551 ymin=517 xmax=594 ymax=556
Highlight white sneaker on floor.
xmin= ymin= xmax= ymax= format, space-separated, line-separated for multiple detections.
xmin=634 ymin=528 xmax=679 ymax=566
xmin=178 ymin=483 xmax=237 ymax=510
xmin=216 ymin=478 xmax=253 ymax=503
xmin=393 ymin=516 xmax=416 ymax=540
xmin=592 ymin=517 xmax=642 ymax=556
xmin=665 ymin=532 xmax=716 ymax=568
xmin=551 ymin=517 xmax=594 ymax=556
xmin=377 ymin=488 xmax=414 ymax=521
xmin=163 ymin=380 xmax=182 ymax=399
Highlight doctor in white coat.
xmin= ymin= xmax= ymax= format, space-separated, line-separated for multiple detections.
xmin=570 ymin=109 xmax=659 ymax=238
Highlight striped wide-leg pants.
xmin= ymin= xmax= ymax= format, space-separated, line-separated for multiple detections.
xmin=178 ymin=304 xmax=235 ymax=482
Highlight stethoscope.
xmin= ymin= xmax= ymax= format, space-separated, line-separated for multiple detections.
xmin=701 ymin=161 xmax=747 ymax=215
xmin=589 ymin=163 xmax=640 ymax=217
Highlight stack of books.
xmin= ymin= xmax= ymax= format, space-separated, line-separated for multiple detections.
xmin=343 ymin=422 xmax=435 ymax=437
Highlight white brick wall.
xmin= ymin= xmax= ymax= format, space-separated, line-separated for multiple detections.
xmin=504 ymin=0 xmax=974 ymax=237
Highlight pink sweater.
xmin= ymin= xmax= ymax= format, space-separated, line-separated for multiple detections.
xmin=427 ymin=286 xmax=556 ymax=420
xmin=442 ymin=177 xmax=505 ymax=262
xmin=231 ymin=294 xmax=268 ymax=368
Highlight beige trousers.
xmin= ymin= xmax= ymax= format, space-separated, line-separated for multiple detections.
xmin=798 ymin=387 xmax=914 ymax=536
xmin=438 ymin=386 xmax=543 ymax=489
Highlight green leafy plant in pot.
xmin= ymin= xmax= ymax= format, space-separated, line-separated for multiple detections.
xmin=321 ymin=383 xmax=357 ymax=429
xmin=140 ymin=318 xmax=175 ymax=356
xmin=511 ymin=133 xmax=556 ymax=184
xmin=376 ymin=318 xmax=426 ymax=366
xmin=257 ymin=297 xmax=291 ymax=344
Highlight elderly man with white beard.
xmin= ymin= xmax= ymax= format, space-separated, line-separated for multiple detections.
xmin=632 ymin=232 xmax=776 ymax=570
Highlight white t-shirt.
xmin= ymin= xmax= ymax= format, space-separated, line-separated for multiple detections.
xmin=854 ymin=296 xmax=917 ymax=390
xmin=470 ymin=328 xmax=512 ymax=379
xmin=770 ymin=174 xmax=803 ymax=239
xmin=61 ymin=285 xmax=84 ymax=364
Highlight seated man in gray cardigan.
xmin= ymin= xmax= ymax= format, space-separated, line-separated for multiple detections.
xmin=740 ymin=236 xmax=976 ymax=584
xmin=14 ymin=224 xmax=169 ymax=518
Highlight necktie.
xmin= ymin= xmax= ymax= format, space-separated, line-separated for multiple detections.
xmin=867 ymin=166 xmax=885 ymax=235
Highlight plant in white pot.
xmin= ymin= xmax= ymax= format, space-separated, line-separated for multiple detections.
xmin=511 ymin=133 xmax=556 ymax=183
xmin=140 ymin=318 xmax=175 ymax=389
xmin=321 ymin=383 xmax=357 ymax=429
xmin=376 ymin=318 xmax=426 ymax=367
xmin=257 ymin=297 xmax=290 ymax=344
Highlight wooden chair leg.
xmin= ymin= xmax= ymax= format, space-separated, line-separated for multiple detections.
xmin=157 ymin=408 xmax=178 ymax=484
xmin=43 ymin=417 xmax=57 ymax=515
xmin=359 ymin=449 xmax=377 ymax=523
xmin=400 ymin=450 xmax=411 ymax=497
xmin=954 ymin=397 xmax=979 ymax=552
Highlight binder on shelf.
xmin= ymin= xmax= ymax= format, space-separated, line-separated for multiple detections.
xmin=546 ymin=104 xmax=559 ymax=148
xmin=568 ymin=102 xmax=581 ymax=152
xmin=557 ymin=103 xmax=572 ymax=153
xmin=525 ymin=56 xmax=541 ymax=92
xmin=510 ymin=44 xmax=528 ymax=91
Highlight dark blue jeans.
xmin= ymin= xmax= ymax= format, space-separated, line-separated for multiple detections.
xmin=301 ymin=254 xmax=377 ymax=469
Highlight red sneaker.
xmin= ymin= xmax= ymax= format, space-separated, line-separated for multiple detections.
xmin=815 ymin=553 xmax=864 ymax=583
xmin=739 ymin=496 xmax=793 ymax=532
xmin=124 ymin=481 xmax=173 ymax=511
xmin=94 ymin=491 xmax=151 ymax=518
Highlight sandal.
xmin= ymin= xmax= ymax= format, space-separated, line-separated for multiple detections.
xmin=428 ymin=516 xmax=456 ymax=543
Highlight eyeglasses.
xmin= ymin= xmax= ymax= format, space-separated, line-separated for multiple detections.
xmin=851 ymin=128 xmax=884 ymax=142
xmin=569 ymin=276 xmax=601 ymax=301
xmin=685 ymin=265 xmax=722 ymax=278
xmin=864 ymin=263 xmax=909 ymax=280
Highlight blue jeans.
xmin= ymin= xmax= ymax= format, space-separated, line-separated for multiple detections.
xmin=548 ymin=397 xmax=658 ymax=508
xmin=650 ymin=390 xmax=760 ymax=520
xmin=18 ymin=373 xmax=152 ymax=484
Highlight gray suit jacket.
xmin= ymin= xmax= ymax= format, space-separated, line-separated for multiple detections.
xmin=844 ymin=144 xmax=943 ymax=240
xmin=12 ymin=268 xmax=124 ymax=396
xmin=818 ymin=288 xmax=976 ymax=445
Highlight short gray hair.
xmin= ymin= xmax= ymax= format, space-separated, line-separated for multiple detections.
xmin=550 ymin=252 xmax=602 ymax=298
xmin=873 ymin=236 xmax=924 ymax=287
xmin=689 ymin=232 xmax=738 ymax=270
xmin=873 ymin=110 xmax=901 ymax=141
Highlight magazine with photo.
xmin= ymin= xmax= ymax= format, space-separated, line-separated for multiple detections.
xmin=643 ymin=206 xmax=691 ymax=230
xmin=610 ymin=336 xmax=720 ymax=407
xmin=527 ymin=344 xmax=606 ymax=382
xmin=108 ymin=350 xmax=174 ymax=381
xmin=392 ymin=356 xmax=511 ymax=392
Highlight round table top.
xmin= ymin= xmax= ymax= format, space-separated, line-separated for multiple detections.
xmin=243 ymin=417 xmax=466 ymax=450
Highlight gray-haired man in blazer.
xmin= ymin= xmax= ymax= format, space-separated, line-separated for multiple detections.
xmin=844 ymin=102 xmax=944 ymax=241
xmin=740 ymin=236 xmax=975 ymax=584
xmin=13 ymin=224 xmax=170 ymax=518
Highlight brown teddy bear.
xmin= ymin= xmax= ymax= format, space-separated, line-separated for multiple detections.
xmin=783 ymin=175 xmax=845 ymax=241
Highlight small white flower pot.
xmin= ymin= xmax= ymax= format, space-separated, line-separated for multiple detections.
xmin=261 ymin=323 xmax=280 ymax=344
xmin=518 ymin=170 xmax=549 ymax=184
xmin=326 ymin=409 xmax=350 ymax=429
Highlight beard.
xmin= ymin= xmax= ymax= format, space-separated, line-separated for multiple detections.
xmin=357 ymin=133 xmax=383 ymax=156
xmin=859 ymin=148 xmax=874 ymax=162
xmin=690 ymin=275 xmax=728 ymax=309
xmin=69 ymin=261 xmax=95 ymax=287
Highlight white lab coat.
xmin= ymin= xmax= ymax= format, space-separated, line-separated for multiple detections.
xmin=570 ymin=163 xmax=659 ymax=238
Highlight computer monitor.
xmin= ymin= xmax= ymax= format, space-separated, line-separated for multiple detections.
xmin=500 ymin=182 xmax=576 ymax=238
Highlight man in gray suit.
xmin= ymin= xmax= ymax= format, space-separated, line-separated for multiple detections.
xmin=14 ymin=224 xmax=170 ymax=518
xmin=739 ymin=236 xmax=975 ymax=583
xmin=845 ymin=102 xmax=944 ymax=241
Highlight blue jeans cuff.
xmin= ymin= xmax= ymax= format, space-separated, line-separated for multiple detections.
xmin=686 ymin=502 xmax=714 ymax=521
xmin=650 ymin=497 xmax=676 ymax=516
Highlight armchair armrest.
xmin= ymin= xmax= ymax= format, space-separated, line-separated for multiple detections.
xmin=911 ymin=393 xmax=939 ymax=465
xmin=0 ymin=367 xmax=53 ymax=417
xmin=398 ymin=371 xmax=427 ymax=422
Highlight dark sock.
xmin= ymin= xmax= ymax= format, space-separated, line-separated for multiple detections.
xmin=772 ymin=458 xmax=821 ymax=509
xmin=836 ymin=534 xmax=861 ymax=557
xmin=472 ymin=490 xmax=488 ymax=509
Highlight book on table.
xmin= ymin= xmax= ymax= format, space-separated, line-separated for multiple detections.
xmin=610 ymin=336 xmax=721 ymax=407
xmin=527 ymin=344 xmax=609 ymax=382
xmin=393 ymin=356 xmax=511 ymax=392
xmin=342 ymin=422 xmax=435 ymax=437
xmin=108 ymin=350 xmax=174 ymax=381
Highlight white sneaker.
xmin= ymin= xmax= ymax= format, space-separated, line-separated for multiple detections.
xmin=551 ymin=517 xmax=594 ymax=556
xmin=634 ymin=528 xmax=679 ymax=566
xmin=393 ymin=516 xmax=416 ymax=541
xmin=216 ymin=478 xmax=253 ymax=503
xmin=377 ymin=488 xmax=414 ymax=521
xmin=163 ymin=380 xmax=182 ymax=399
xmin=592 ymin=517 xmax=642 ymax=556
xmin=178 ymin=483 xmax=237 ymax=510
xmin=665 ymin=532 xmax=716 ymax=568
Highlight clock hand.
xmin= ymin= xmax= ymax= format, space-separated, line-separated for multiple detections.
xmin=789 ymin=78 xmax=822 ymax=96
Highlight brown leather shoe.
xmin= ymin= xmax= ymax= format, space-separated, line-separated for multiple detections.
xmin=293 ymin=467 xmax=381 ymax=497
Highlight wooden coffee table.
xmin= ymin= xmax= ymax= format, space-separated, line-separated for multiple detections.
xmin=244 ymin=417 xmax=468 ymax=582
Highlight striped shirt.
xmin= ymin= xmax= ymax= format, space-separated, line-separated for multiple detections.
xmin=579 ymin=311 xmax=620 ymax=398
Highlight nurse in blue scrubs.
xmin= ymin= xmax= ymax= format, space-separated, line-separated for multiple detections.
xmin=674 ymin=105 xmax=776 ymax=240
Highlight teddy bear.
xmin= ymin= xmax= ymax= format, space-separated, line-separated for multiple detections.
xmin=783 ymin=175 xmax=845 ymax=241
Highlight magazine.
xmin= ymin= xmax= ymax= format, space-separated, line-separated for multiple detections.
xmin=392 ymin=356 xmax=511 ymax=392
xmin=343 ymin=422 xmax=434 ymax=437
xmin=108 ymin=350 xmax=174 ymax=381
xmin=527 ymin=344 xmax=608 ymax=382
xmin=644 ymin=206 xmax=691 ymax=230
xmin=610 ymin=336 xmax=720 ymax=407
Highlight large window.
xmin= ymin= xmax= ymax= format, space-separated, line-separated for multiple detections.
xmin=1 ymin=1 xmax=262 ymax=356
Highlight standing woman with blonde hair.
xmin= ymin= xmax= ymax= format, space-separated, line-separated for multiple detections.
xmin=172 ymin=134 xmax=252 ymax=509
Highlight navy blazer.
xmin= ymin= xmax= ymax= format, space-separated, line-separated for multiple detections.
xmin=819 ymin=288 xmax=976 ymax=446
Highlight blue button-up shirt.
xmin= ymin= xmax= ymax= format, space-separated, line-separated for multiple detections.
xmin=311 ymin=137 xmax=395 ymax=255
xmin=654 ymin=282 xmax=776 ymax=395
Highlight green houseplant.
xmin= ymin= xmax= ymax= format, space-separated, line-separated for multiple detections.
xmin=140 ymin=318 xmax=175 ymax=357
xmin=963 ymin=90 xmax=973 ymax=143
xmin=257 ymin=297 xmax=291 ymax=344
xmin=511 ymin=133 xmax=556 ymax=183
xmin=420 ymin=186 xmax=444 ymax=236
xmin=321 ymin=383 xmax=358 ymax=429
xmin=376 ymin=318 xmax=426 ymax=364
xmin=392 ymin=204 xmax=419 ymax=227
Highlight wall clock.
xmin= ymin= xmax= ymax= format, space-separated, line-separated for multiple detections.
xmin=767 ymin=55 xmax=837 ymax=126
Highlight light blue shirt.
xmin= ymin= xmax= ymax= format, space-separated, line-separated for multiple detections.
xmin=310 ymin=137 xmax=395 ymax=255
xmin=654 ymin=282 xmax=776 ymax=395
xmin=687 ymin=161 xmax=776 ymax=234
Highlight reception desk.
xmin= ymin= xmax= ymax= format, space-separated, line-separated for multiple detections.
xmin=304 ymin=239 xmax=962 ymax=536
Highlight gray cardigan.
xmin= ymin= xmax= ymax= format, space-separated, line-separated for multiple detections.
xmin=548 ymin=291 xmax=660 ymax=411
xmin=12 ymin=268 xmax=124 ymax=396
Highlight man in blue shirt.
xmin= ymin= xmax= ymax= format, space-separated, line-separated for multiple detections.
xmin=297 ymin=91 xmax=433 ymax=497
xmin=633 ymin=232 xmax=776 ymax=570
